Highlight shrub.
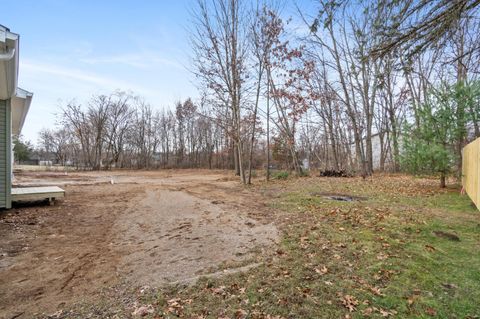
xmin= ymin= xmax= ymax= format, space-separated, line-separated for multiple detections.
xmin=273 ymin=171 xmax=289 ymax=180
xmin=298 ymin=169 xmax=310 ymax=177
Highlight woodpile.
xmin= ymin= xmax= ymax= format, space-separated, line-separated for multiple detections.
xmin=319 ymin=170 xmax=352 ymax=177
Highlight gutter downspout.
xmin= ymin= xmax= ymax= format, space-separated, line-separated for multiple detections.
xmin=0 ymin=48 xmax=15 ymax=61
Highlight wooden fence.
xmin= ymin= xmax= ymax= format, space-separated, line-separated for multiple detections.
xmin=462 ymin=137 xmax=480 ymax=209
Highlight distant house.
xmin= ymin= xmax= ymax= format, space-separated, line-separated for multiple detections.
xmin=0 ymin=25 xmax=33 ymax=208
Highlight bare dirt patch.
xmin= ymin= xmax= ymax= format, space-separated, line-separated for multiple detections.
xmin=0 ymin=170 xmax=278 ymax=318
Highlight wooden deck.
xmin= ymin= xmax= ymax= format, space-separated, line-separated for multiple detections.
xmin=12 ymin=186 xmax=65 ymax=204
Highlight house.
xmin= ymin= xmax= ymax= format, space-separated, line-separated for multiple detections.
xmin=0 ymin=25 xmax=32 ymax=208
xmin=1 ymin=25 xmax=65 ymax=208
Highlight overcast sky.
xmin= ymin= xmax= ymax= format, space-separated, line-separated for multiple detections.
xmin=2 ymin=0 xmax=313 ymax=143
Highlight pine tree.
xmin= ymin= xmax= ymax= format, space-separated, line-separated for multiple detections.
xmin=401 ymin=81 xmax=480 ymax=187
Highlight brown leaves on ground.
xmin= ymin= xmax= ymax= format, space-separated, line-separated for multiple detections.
xmin=379 ymin=308 xmax=398 ymax=317
xmin=280 ymin=174 xmax=449 ymax=200
xmin=376 ymin=252 xmax=389 ymax=260
xmin=361 ymin=306 xmax=398 ymax=317
xmin=425 ymin=307 xmax=437 ymax=316
xmin=353 ymin=276 xmax=386 ymax=297
xmin=314 ymin=265 xmax=328 ymax=275
xmin=211 ymin=285 xmax=227 ymax=296
xmin=369 ymin=286 xmax=384 ymax=296
xmin=234 ymin=308 xmax=248 ymax=319
xmin=165 ymin=298 xmax=192 ymax=316
xmin=219 ymin=310 xmax=286 ymax=319
xmin=131 ymin=303 xmax=154 ymax=317
xmin=166 ymin=298 xmax=183 ymax=316
xmin=341 ymin=294 xmax=359 ymax=312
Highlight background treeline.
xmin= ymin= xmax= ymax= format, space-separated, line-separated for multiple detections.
xmin=32 ymin=93 xmax=242 ymax=170
xmin=21 ymin=0 xmax=480 ymax=185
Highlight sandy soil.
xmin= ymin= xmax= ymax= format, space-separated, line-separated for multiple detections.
xmin=0 ymin=170 xmax=278 ymax=318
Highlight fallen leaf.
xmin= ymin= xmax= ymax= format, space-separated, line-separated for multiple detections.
xmin=341 ymin=295 xmax=359 ymax=312
xmin=132 ymin=304 xmax=154 ymax=317
xmin=166 ymin=298 xmax=183 ymax=315
xmin=425 ymin=307 xmax=437 ymax=316
xmin=234 ymin=309 xmax=248 ymax=319
xmin=425 ymin=244 xmax=436 ymax=252
xmin=362 ymin=307 xmax=373 ymax=316
xmin=369 ymin=286 xmax=385 ymax=296
xmin=376 ymin=253 xmax=388 ymax=260
xmin=314 ymin=265 xmax=328 ymax=275
xmin=212 ymin=286 xmax=226 ymax=295
xmin=276 ymin=249 xmax=286 ymax=256
xmin=379 ymin=308 xmax=397 ymax=317
xmin=300 ymin=236 xmax=309 ymax=243
xmin=441 ymin=282 xmax=458 ymax=290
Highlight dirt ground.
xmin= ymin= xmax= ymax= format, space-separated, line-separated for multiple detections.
xmin=0 ymin=169 xmax=278 ymax=318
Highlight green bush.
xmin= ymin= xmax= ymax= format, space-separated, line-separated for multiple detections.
xmin=273 ymin=171 xmax=289 ymax=180
xmin=298 ymin=169 xmax=310 ymax=177
xmin=400 ymin=81 xmax=480 ymax=187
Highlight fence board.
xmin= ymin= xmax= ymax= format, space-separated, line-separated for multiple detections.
xmin=462 ymin=137 xmax=480 ymax=209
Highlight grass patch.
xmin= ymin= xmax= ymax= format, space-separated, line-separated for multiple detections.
xmin=272 ymin=170 xmax=290 ymax=180
xmin=150 ymin=176 xmax=479 ymax=318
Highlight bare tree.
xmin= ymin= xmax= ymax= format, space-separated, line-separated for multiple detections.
xmin=264 ymin=9 xmax=316 ymax=175
xmin=191 ymin=0 xmax=250 ymax=183
xmin=104 ymin=92 xmax=134 ymax=168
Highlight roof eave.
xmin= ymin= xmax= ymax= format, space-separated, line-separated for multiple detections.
xmin=12 ymin=88 xmax=32 ymax=136
xmin=0 ymin=26 xmax=19 ymax=100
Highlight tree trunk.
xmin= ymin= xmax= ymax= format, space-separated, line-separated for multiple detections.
xmin=233 ymin=141 xmax=240 ymax=175
xmin=366 ymin=130 xmax=373 ymax=174
xmin=455 ymin=28 xmax=467 ymax=180
xmin=440 ymin=172 xmax=446 ymax=188
xmin=266 ymin=78 xmax=271 ymax=182
xmin=291 ymin=147 xmax=302 ymax=175
xmin=237 ymin=141 xmax=246 ymax=184
xmin=248 ymin=63 xmax=263 ymax=184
